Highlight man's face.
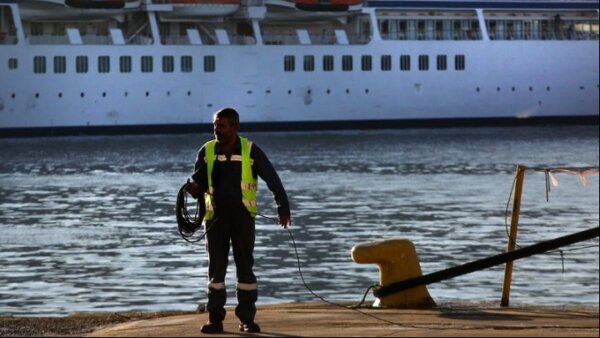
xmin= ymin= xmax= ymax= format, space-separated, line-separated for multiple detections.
xmin=213 ymin=116 xmax=237 ymax=144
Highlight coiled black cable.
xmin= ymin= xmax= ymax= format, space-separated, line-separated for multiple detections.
xmin=175 ymin=180 xmax=206 ymax=243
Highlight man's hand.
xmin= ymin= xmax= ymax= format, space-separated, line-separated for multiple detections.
xmin=278 ymin=214 xmax=291 ymax=229
xmin=185 ymin=181 xmax=202 ymax=199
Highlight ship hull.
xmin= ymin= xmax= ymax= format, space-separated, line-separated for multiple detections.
xmin=0 ymin=1 xmax=598 ymax=136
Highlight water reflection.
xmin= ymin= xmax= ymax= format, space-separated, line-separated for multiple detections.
xmin=0 ymin=127 xmax=598 ymax=315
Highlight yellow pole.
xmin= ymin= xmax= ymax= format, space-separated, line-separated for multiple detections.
xmin=501 ymin=164 xmax=526 ymax=307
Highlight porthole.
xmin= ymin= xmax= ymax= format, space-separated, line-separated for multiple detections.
xmin=102 ymin=92 xmax=106 ymax=97
xmin=35 ymin=93 xmax=39 ymax=98
xmin=476 ymin=87 xmax=480 ymax=92
xmin=288 ymin=90 xmax=292 ymax=95
xmin=187 ymin=91 xmax=191 ymax=96
xmin=345 ymin=89 xmax=350 ymax=94
xmin=58 ymin=93 xmax=62 ymax=98
xmin=326 ymin=89 xmax=331 ymax=94
xmin=145 ymin=91 xmax=149 ymax=97
xmin=81 ymin=92 xmax=85 ymax=98
xmin=11 ymin=93 xmax=15 ymax=99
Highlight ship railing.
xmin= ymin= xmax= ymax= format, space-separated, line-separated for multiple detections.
xmin=27 ymin=35 xmax=70 ymax=45
xmin=25 ymin=34 xmax=154 ymax=45
xmin=82 ymin=35 xmax=113 ymax=44
xmin=488 ymin=28 xmax=599 ymax=41
xmin=380 ymin=31 xmax=481 ymax=41
xmin=349 ymin=34 xmax=371 ymax=44
xmin=127 ymin=35 xmax=154 ymax=45
xmin=161 ymin=35 xmax=190 ymax=45
xmin=160 ymin=33 xmax=255 ymax=45
xmin=230 ymin=35 xmax=256 ymax=45
xmin=262 ymin=32 xmax=370 ymax=45
xmin=262 ymin=33 xmax=300 ymax=45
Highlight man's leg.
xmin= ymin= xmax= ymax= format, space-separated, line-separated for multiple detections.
xmin=231 ymin=210 xmax=259 ymax=332
xmin=202 ymin=218 xmax=230 ymax=332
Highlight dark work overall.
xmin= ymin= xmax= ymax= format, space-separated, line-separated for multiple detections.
xmin=204 ymin=150 xmax=257 ymax=325
xmin=192 ymin=137 xmax=290 ymax=325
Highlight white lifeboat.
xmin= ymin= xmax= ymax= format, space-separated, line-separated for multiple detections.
xmin=293 ymin=0 xmax=362 ymax=12
xmin=19 ymin=0 xmax=141 ymax=21
xmin=156 ymin=0 xmax=241 ymax=21
xmin=264 ymin=0 xmax=361 ymax=21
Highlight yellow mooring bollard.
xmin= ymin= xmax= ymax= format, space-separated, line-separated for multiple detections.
xmin=351 ymin=239 xmax=436 ymax=308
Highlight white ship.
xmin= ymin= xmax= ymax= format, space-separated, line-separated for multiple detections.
xmin=0 ymin=0 xmax=598 ymax=136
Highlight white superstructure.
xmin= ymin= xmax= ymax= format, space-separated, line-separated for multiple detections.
xmin=0 ymin=0 xmax=598 ymax=136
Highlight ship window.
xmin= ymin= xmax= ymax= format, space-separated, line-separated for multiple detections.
xmin=163 ymin=56 xmax=174 ymax=73
xmin=284 ymin=55 xmax=295 ymax=72
xmin=418 ymin=55 xmax=429 ymax=71
xmin=141 ymin=56 xmax=153 ymax=73
xmin=304 ymin=55 xmax=314 ymax=72
xmin=181 ymin=55 xmax=193 ymax=72
xmin=323 ymin=55 xmax=334 ymax=71
xmin=8 ymin=58 xmax=18 ymax=70
xmin=342 ymin=55 xmax=352 ymax=71
xmin=76 ymin=56 xmax=88 ymax=73
xmin=436 ymin=55 xmax=447 ymax=71
xmin=381 ymin=55 xmax=391 ymax=71
xmin=54 ymin=56 xmax=66 ymax=73
xmin=204 ymin=55 xmax=215 ymax=72
xmin=400 ymin=55 xmax=410 ymax=71
xmin=455 ymin=55 xmax=465 ymax=70
xmin=120 ymin=56 xmax=132 ymax=73
xmin=361 ymin=55 xmax=372 ymax=71
xmin=98 ymin=56 xmax=110 ymax=73
xmin=33 ymin=56 xmax=46 ymax=74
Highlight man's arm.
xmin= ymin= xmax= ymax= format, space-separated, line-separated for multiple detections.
xmin=251 ymin=144 xmax=291 ymax=227
xmin=187 ymin=147 xmax=207 ymax=199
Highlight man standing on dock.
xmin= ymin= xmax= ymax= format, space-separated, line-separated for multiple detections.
xmin=186 ymin=107 xmax=291 ymax=334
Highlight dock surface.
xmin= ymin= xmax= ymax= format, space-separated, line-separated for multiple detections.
xmin=87 ymin=302 xmax=599 ymax=337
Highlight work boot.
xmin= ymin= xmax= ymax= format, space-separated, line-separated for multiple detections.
xmin=200 ymin=322 xmax=223 ymax=334
xmin=239 ymin=322 xmax=261 ymax=333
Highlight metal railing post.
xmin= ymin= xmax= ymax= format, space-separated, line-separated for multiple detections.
xmin=501 ymin=164 xmax=526 ymax=307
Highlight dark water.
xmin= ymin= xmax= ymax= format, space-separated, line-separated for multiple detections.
xmin=0 ymin=126 xmax=598 ymax=316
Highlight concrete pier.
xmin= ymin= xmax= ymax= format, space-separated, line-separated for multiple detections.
xmin=85 ymin=302 xmax=599 ymax=337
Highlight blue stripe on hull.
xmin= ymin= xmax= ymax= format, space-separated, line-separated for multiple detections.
xmin=1 ymin=115 xmax=597 ymax=138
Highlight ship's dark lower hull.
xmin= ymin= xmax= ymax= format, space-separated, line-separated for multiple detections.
xmin=1 ymin=115 xmax=597 ymax=138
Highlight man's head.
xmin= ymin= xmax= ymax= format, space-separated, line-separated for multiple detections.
xmin=213 ymin=107 xmax=239 ymax=145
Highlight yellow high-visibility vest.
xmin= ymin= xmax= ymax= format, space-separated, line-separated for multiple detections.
xmin=203 ymin=137 xmax=258 ymax=220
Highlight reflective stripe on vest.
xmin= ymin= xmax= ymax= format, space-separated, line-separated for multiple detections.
xmin=203 ymin=137 xmax=258 ymax=221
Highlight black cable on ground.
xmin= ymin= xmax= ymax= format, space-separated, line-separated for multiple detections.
xmin=257 ymin=213 xmax=435 ymax=330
